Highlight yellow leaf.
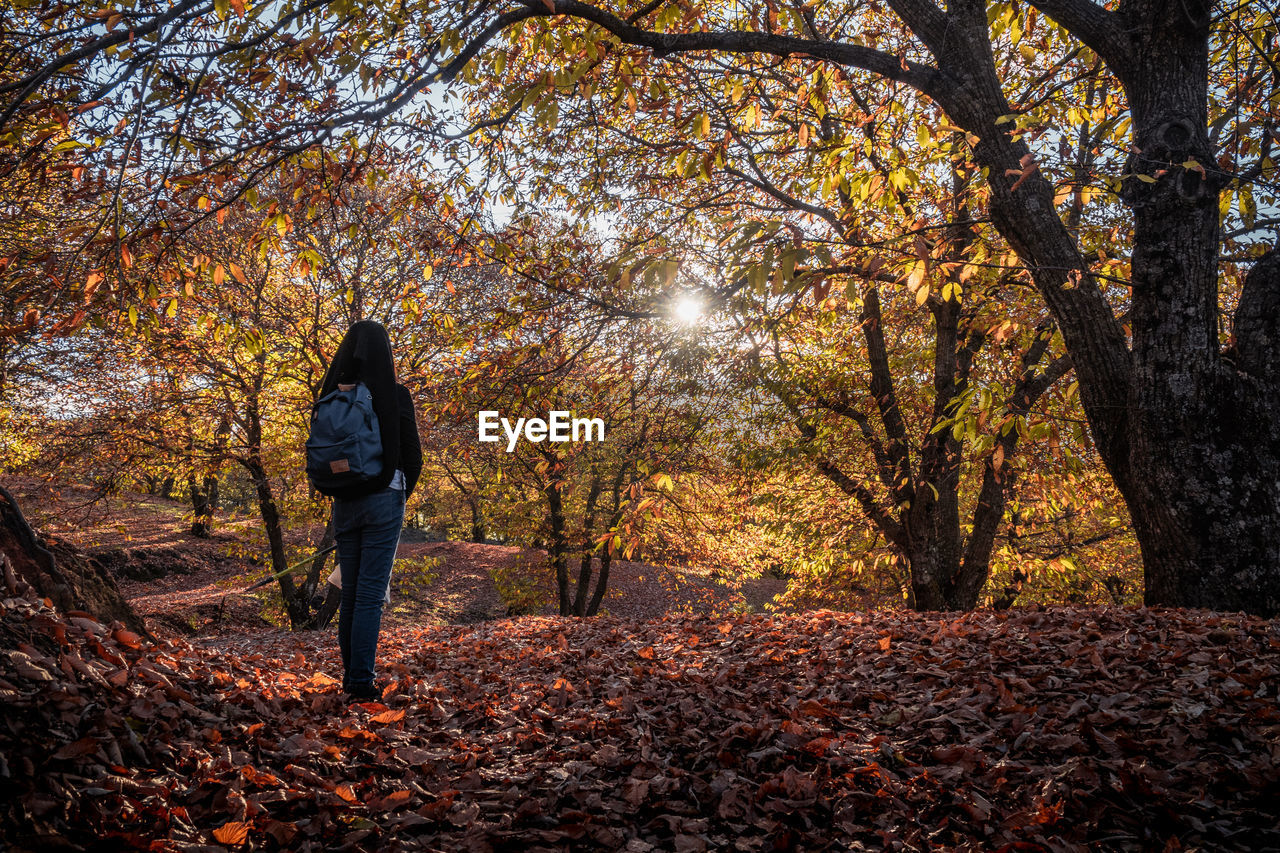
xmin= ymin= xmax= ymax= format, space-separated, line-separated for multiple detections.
xmin=906 ymin=260 xmax=927 ymax=291
xmin=693 ymin=113 xmax=710 ymax=139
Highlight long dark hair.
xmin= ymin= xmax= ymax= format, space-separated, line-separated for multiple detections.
xmin=320 ymin=320 xmax=396 ymax=399
xmin=318 ymin=320 xmax=400 ymax=487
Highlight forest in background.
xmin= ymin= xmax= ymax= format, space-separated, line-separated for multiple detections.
xmin=8 ymin=0 xmax=1275 ymax=625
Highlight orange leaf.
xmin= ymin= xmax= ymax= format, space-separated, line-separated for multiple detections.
xmin=230 ymin=263 xmax=248 ymax=285
xmin=112 ymin=628 xmax=141 ymax=649
xmin=335 ymin=783 xmax=357 ymax=803
xmin=372 ymin=709 xmax=405 ymax=725
xmin=212 ymin=821 xmax=249 ymax=845
xmin=375 ymin=789 xmax=412 ymax=811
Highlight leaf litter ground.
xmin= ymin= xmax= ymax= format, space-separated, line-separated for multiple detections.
xmin=3 ymin=584 xmax=1278 ymax=852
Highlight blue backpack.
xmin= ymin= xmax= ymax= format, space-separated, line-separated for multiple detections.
xmin=306 ymin=382 xmax=383 ymax=494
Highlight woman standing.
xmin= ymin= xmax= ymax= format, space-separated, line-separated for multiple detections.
xmin=316 ymin=320 xmax=421 ymax=700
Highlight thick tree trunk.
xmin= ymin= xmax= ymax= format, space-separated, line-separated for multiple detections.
xmin=928 ymin=1 xmax=1280 ymax=615
xmin=0 ymin=488 xmax=145 ymax=634
xmin=1101 ymin=7 xmax=1279 ymax=614
xmin=1121 ymin=250 xmax=1280 ymax=613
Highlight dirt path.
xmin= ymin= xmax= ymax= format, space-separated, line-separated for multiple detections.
xmin=4 ymin=480 xmax=786 ymax=637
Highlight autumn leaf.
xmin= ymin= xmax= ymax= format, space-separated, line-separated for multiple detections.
xmin=212 ymin=821 xmax=249 ymax=845
xmin=373 ymin=789 xmax=413 ymax=811
xmin=111 ymin=628 xmax=141 ymax=649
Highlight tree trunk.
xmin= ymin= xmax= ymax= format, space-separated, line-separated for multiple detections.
xmin=244 ymin=456 xmax=306 ymax=627
xmin=188 ymin=474 xmax=216 ymax=538
xmin=0 ymin=488 xmax=146 ymax=634
xmin=312 ymin=582 xmax=341 ymax=630
xmin=922 ymin=1 xmax=1280 ymax=615
xmin=1101 ymin=7 xmax=1280 ymax=614
xmin=468 ymin=496 xmax=486 ymax=543
xmin=243 ymin=385 xmax=308 ymax=629
xmin=545 ymin=475 xmax=571 ymax=616
xmin=307 ymin=514 xmax=341 ymax=630
xmin=299 ymin=514 xmax=336 ymax=628
xmin=572 ymin=468 xmax=602 ymax=617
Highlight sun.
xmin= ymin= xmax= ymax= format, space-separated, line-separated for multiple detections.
xmin=672 ymin=294 xmax=704 ymax=326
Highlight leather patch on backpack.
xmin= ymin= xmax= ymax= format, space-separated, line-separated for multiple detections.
xmin=330 ymin=459 xmax=350 ymax=473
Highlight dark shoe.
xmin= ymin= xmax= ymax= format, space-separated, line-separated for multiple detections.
xmin=347 ymin=681 xmax=383 ymax=701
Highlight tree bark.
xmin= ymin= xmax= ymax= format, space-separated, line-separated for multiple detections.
xmin=0 ymin=488 xmax=146 ymax=634
xmin=188 ymin=474 xmax=216 ymax=538
xmin=544 ymin=472 xmax=571 ymax=616
xmin=572 ymin=468 xmax=603 ymax=617
xmin=586 ymin=549 xmax=611 ymax=617
xmin=468 ymin=496 xmax=486 ymax=543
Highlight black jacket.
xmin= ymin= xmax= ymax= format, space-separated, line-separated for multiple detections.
xmin=392 ymin=383 xmax=423 ymax=497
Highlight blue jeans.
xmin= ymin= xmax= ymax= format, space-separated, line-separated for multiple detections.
xmin=333 ymin=487 xmax=404 ymax=689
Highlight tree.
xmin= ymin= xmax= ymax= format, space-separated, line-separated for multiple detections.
xmin=430 ymin=0 xmax=1279 ymax=614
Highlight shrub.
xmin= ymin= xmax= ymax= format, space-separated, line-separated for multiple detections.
xmin=489 ymin=555 xmax=553 ymax=616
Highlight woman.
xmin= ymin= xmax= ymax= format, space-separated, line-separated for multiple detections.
xmin=317 ymin=320 xmax=422 ymax=700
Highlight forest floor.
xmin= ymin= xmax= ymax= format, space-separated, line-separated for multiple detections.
xmin=3 ymin=481 xmax=1279 ymax=852
xmin=7 ymin=480 xmax=787 ymax=637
